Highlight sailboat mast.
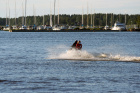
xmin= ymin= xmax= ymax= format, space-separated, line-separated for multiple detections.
xmin=58 ymin=0 xmax=59 ymax=25
xmin=119 ymin=14 xmax=120 ymax=22
xmin=91 ymin=6 xmax=92 ymax=27
xmin=111 ymin=13 xmax=113 ymax=27
xmin=125 ymin=12 xmax=126 ymax=24
xmin=87 ymin=1 xmax=89 ymax=28
xmin=8 ymin=0 xmax=10 ymax=27
xmin=15 ymin=0 xmax=16 ymax=25
xmin=25 ymin=0 xmax=27 ymax=25
xmin=6 ymin=0 xmax=7 ymax=26
xmin=22 ymin=2 xmax=24 ymax=25
xmin=106 ymin=13 xmax=107 ymax=26
xmin=112 ymin=13 xmax=114 ymax=24
xmin=9 ymin=9 xmax=10 ymax=27
xmin=43 ymin=15 xmax=44 ymax=26
xmin=33 ymin=4 xmax=36 ymax=25
xmin=82 ymin=5 xmax=84 ymax=27
xmin=54 ymin=0 xmax=56 ymax=26
xmin=50 ymin=1 xmax=52 ymax=27
xmin=93 ymin=9 xmax=95 ymax=28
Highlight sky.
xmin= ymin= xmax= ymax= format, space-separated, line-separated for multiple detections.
xmin=0 ymin=0 xmax=140 ymax=18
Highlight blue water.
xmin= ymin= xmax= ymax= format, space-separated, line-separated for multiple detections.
xmin=0 ymin=31 xmax=140 ymax=93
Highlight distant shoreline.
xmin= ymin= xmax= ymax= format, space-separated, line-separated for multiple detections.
xmin=1 ymin=29 xmax=140 ymax=32
xmin=8 ymin=29 xmax=140 ymax=32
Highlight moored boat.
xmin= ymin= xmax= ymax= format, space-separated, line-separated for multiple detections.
xmin=111 ymin=22 xmax=126 ymax=31
xmin=3 ymin=26 xmax=10 ymax=31
xmin=53 ymin=25 xmax=61 ymax=30
xmin=19 ymin=25 xmax=27 ymax=30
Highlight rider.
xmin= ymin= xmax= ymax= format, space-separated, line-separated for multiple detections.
xmin=71 ymin=40 xmax=78 ymax=49
xmin=76 ymin=40 xmax=82 ymax=50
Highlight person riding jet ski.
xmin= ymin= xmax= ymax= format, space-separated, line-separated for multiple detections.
xmin=71 ymin=40 xmax=82 ymax=50
xmin=76 ymin=40 xmax=82 ymax=50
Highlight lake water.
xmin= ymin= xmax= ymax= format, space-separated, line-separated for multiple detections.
xmin=0 ymin=31 xmax=140 ymax=93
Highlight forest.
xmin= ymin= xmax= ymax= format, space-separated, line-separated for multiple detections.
xmin=0 ymin=13 xmax=140 ymax=27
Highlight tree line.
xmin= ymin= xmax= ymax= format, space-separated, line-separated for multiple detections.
xmin=0 ymin=14 xmax=140 ymax=27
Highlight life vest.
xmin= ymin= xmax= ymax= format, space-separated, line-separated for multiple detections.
xmin=76 ymin=43 xmax=82 ymax=50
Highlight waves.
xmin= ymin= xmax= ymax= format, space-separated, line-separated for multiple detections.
xmin=48 ymin=49 xmax=140 ymax=62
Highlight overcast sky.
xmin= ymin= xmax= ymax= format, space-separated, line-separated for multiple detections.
xmin=0 ymin=0 xmax=140 ymax=18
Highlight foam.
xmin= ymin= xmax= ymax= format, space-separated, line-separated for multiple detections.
xmin=47 ymin=46 xmax=140 ymax=62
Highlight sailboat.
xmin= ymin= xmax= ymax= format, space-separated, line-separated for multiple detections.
xmin=12 ymin=0 xmax=18 ymax=30
xmin=19 ymin=0 xmax=27 ymax=30
xmin=3 ymin=0 xmax=10 ymax=31
xmin=104 ymin=13 xmax=110 ymax=30
xmin=93 ymin=9 xmax=95 ymax=28
xmin=50 ymin=1 xmax=53 ymax=27
xmin=52 ymin=0 xmax=60 ymax=30
xmin=79 ymin=5 xmax=84 ymax=30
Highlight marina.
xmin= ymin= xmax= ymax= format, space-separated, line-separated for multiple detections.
xmin=7 ymin=29 xmax=139 ymax=32
xmin=0 ymin=0 xmax=139 ymax=33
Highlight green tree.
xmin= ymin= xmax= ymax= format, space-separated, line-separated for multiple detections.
xmin=137 ymin=15 xmax=140 ymax=27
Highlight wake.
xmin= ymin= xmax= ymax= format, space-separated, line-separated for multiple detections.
xmin=48 ymin=48 xmax=140 ymax=62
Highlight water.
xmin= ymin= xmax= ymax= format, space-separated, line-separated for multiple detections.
xmin=0 ymin=31 xmax=140 ymax=93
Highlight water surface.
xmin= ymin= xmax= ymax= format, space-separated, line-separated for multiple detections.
xmin=0 ymin=31 xmax=140 ymax=93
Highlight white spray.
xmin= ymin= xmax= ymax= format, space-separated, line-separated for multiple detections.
xmin=47 ymin=45 xmax=140 ymax=62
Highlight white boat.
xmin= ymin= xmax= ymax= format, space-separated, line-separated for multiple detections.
xmin=3 ymin=26 xmax=10 ymax=31
xmin=44 ymin=25 xmax=52 ymax=30
xmin=37 ymin=25 xmax=44 ymax=30
xmin=19 ymin=25 xmax=27 ymax=30
xmin=104 ymin=13 xmax=110 ymax=30
xmin=53 ymin=25 xmax=61 ymax=30
xmin=68 ymin=26 xmax=73 ymax=30
xmin=12 ymin=26 xmax=18 ymax=30
xmin=104 ymin=25 xmax=110 ymax=30
xmin=111 ymin=22 xmax=126 ymax=31
xmin=60 ymin=25 xmax=68 ymax=30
